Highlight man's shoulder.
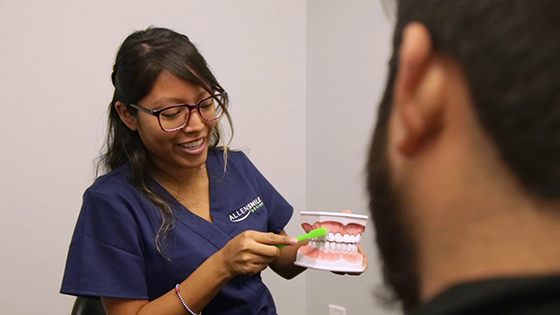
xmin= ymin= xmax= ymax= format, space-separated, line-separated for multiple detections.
xmin=409 ymin=275 xmax=560 ymax=315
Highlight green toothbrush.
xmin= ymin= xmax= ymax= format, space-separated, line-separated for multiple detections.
xmin=277 ymin=227 xmax=328 ymax=248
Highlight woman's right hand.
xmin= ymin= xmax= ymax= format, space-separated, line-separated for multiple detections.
xmin=217 ymin=230 xmax=297 ymax=276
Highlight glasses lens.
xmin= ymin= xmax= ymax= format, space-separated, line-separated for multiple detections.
xmin=159 ymin=106 xmax=189 ymax=130
xmin=199 ymin=94 xmax=225 ymax=121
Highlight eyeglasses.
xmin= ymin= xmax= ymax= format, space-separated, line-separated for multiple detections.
xmin=128 ymin=92 xmax=227 ymax=132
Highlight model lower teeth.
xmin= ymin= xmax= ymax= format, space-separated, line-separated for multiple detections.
xmin=307 ymin=240 xmax=359 ymax=253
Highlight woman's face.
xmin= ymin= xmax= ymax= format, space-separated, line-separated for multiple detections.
xmin=133 ymin=71 xmax=217 ymax=174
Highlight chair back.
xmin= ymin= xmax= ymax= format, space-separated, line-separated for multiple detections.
xmin=71 ymin=297 xmax=106 ymax=315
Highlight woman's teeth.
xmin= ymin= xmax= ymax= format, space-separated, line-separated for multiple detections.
xmin=180 ymin=138 xmax=204 ymax=149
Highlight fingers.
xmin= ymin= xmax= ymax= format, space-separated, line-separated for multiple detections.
xmin=229 ymin=232 xmax=275 ymax=258
xmin=221 ymin=231 xmax=298 ymax=276
xmin=251 ymin=231 xmax=299 ymax=259
xmin=251 ymin=231 xmax=297 ymax=246
xmin=237 ymin=253 xmax=275 ymax=270
xmin=231 ymin=259 xmax=270 ymax=276
xmin=244 ymin=262 xmax=269 ymax=275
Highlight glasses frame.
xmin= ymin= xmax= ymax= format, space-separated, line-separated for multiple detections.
xmin=128 ymin=92 xmax=227 ymax=132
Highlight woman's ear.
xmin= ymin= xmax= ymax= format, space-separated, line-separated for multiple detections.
xmin=392 ymin=22 xmax=446 ymax=156
xmin=114 ymin=101 xmax=138 ymax=131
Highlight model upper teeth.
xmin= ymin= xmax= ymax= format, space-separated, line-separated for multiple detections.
xmin=315 ymin=233 xmax=362 ymax=244
xmin=181 ymin=139 xmax=203 ymax=149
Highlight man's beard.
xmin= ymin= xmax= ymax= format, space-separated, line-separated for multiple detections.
xmin=367 ymin=119 xmax=421 ymax=311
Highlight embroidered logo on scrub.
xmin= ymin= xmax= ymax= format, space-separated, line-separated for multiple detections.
xmin=229 ymin=197 xmax=264 ymax=222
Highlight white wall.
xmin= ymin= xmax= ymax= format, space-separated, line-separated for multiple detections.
xmin=306 ymin=0 xmax=395 ymax=314
xmin=1 ymin=1 xmax=395 ymax=314
xmin=0 ymin=1 xmax=306 ymax=314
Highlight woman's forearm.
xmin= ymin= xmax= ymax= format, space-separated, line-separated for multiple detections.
xmin=269 ymin=230 xmax=307 ymax=279
xmin=103 ymin=251 xmax=233 ymax=315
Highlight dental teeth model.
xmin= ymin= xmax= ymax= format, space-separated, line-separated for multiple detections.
xmin=294 ymin=211 xmax=368 ymax=273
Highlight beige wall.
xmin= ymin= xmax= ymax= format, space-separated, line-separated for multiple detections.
xmin=0 ymin=1 xmax=306 ymax=314
xmin=306 ymin=0 xmax=395 ymax=314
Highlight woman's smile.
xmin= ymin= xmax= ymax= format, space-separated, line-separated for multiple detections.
xmin=177 ymin=137 xmax=207 ymax=155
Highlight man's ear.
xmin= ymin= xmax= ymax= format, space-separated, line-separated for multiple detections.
xmin=114 ymin=101 xmax=138 ymax=131
xmin=392 ymin=22 xmax=446 ymax=156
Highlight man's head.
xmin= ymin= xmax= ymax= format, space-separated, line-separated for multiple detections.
xmin=367 ymin=0 xmax=560 ymax=310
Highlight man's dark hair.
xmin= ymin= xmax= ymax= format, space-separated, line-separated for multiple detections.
xmin=374 ymin=0 xmax=560 ymax=199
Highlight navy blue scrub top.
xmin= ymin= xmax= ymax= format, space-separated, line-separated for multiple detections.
xmin=61 ymin=150 xmax=293 ymax=315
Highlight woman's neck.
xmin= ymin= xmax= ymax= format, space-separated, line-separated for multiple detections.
xmin=151 ymin=162 xmax=209 ymax=196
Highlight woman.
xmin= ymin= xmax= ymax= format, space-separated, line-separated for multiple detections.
xmin=61 ymin=27 xmax=305 ymax=315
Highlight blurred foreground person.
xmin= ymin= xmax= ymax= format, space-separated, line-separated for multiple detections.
xmin=367 ymin=1 xmax=560 ymax=314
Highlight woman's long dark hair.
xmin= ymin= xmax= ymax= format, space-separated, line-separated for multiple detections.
xmin=98 ymin=27 xmax=233 ymax=254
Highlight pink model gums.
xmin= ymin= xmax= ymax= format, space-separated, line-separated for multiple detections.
xmin=294 ymin=211 xmax=368 ymax=273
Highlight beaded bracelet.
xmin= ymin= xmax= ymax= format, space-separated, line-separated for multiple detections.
xmin=175 ymin=284 xmax=201 ymax=315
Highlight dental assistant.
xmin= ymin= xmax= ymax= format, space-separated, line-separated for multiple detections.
xmin=60 ymin=27 xmax=305 ymax=315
